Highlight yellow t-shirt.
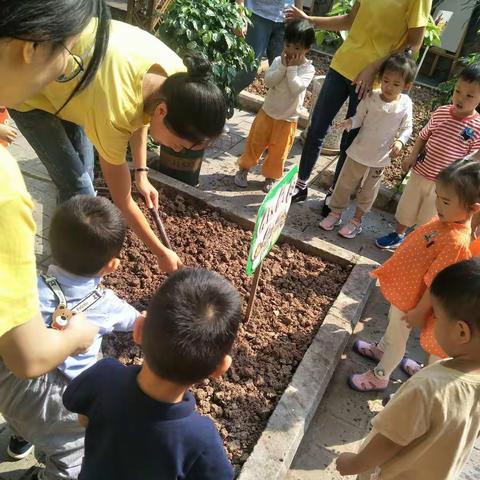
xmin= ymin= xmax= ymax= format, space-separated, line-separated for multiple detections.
xmin=331 ymin=0 xmax=432 ymax=81
xmin=18 ymin=20 xmax=185 ymax=165
xmin=359 ymin=361 xmax=480 ymax=480
xmin=0 ymin=146 xmax=38 ymax=337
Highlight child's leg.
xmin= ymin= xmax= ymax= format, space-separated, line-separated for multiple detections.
xmin=395 ymin=172 xmax=430 ymax=232
xmin=416 ymin=180 xmax=437 ymax=226
xmin=355 ymin=167 xmax=384 ymax=220
xmin=238 ymin=109 xmax=273 ymax=171
xmin=261 ymin=119 xmax=297 ymax=180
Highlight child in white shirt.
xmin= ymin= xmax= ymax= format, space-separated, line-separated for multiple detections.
xmin=319 ymin=53 xmax=415 ymax=239
xmin=234 ymin=19 xmax=316 ymax=193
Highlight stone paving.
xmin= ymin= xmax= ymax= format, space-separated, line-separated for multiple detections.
xmin=1 ymin=108 xmax=479 ymax=479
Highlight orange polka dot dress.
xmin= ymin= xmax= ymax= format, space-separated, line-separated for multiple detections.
xmin=372 ymin=218 xmax=472 ymax=357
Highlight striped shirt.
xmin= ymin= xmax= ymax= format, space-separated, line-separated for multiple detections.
xmin=413 ymin=105 xmax=480 ymax=181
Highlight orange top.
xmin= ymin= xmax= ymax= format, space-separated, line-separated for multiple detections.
xmin=0 ymin=107 xmax=9 ymax=148
xmin=470 ymin=237 xmax=480 ymax=256
xmin=372 ymin=218 xmax=471 ymax=313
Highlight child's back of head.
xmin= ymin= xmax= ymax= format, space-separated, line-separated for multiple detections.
xmin=143 ymin=268 xmax=242 ymax=385
xmin=49 ymin=195 xmax=127 ymax=277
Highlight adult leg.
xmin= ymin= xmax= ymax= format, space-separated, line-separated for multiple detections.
xmin=297 ymin=69 xmax=351 ymax=185
xmin=63 ymin=119 xmax=95 ymax=183
xmin=266 ymin=21 xmax=285 ymax=65
xmin=233 ymin=14 xmax=273 ymax=94
xmin=10 ymin=109 xmax=95 ymax=203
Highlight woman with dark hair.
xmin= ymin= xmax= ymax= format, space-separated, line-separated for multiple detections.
xmin=11 ymin=20 xmax=227 ymax=274
xmin=0 ymin=0 xmax=109 ymax=377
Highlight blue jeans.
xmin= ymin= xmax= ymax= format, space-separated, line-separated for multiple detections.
xmin=233 ymin=13 xmax=285 ymax=93
xmin=10 ymin=109 xmax=95 ymax=203
xmin=298 ymin=68 xmax=360 ymax=187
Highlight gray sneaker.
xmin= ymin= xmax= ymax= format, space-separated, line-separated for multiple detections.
xmin=262 ymin=178 xmax=275 ymax=193
xmin=234 ymin=168 xmax=249 ymax=188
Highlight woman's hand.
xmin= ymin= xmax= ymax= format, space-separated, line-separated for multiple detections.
xmin=352 ymin=64 xmax=377 ymax=100
xmin=135 ymin=172 xmax=159 ymax=210
xmin=284 ymin=5 xmax=309 ymax=22
xmin=157 ymin=248 xmax=183 ymax=274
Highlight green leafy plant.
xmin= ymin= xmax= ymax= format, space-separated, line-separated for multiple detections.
xmin=423 ymin=14 xmax=442 ymax=47
xmin=157 ymin=0 xmax=256 ymax=116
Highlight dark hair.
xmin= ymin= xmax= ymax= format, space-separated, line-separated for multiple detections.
xmin=49 ymin=195 xmax=126 ymax=276
xmin=459 ymin=63 xmax=480 ymax=85
xmin=284 ymin=19 xmax=316 ymax=49
xmin=0 ymin=0 xmax=110 ymax=107
xmin=379 ymin=52 xmax=417 ymax=84
xmin=436 ymin=158 xmax=480 ymax=209
xmin=145 ymin=52 xmax=226 ymax=145
xmin=143 ymin=268 xmax=242 ymax=385
xmin=431 ymin=258 xmax=480 ymax=332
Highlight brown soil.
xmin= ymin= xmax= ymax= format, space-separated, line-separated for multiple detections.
xmin=246 ymin=51 xmax=440 ymax=189
xmin=101 ymin=189 xmax=350 ymax=474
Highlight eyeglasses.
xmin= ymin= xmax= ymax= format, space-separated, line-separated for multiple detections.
xmin=56 ymin=44 xmax=84 ymax=83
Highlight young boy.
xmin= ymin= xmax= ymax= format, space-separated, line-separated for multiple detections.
xmin=336 ymin=258 xmax=480 ymax=479
xmin=0 ymin=195 xmax=140 ymax=480
xmin=63 ymin=268 xmax=241 ymax=479
xmin=376 ymin=63 xmax=480 ymax=250
xmin=234 ymin=19 xmax=315 ymax=193
xmin=319 ymin=52 xmax=414 ymax=238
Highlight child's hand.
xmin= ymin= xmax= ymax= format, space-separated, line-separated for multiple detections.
xmin=336 ymin=452 xmax=359 ymax=476
xmin=287 ymin=52 xmax=303 ymax=67
xmin=389 ymin=140 xmax=403 ymax=159
xmin=401 ymin=154 xmax=415 ymax=173
xmin=0 ymin=123 xmax=17 ymax=145
xmin=402 ymin=309 xmax=426 ymax=329
xmin=338 ymin=118 xmax=353 ymax=132
xmin=281 ymin=50 xmax=288 ymax=66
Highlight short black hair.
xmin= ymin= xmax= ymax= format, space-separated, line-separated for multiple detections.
xmin=379 ymin=52 xmax=417 ymax=84
xmin=431 ymin=258 xmax=480 ymax=332
xmin=143 ymin=268 xmax=242 ymax=385
xmin=284 ymin=19 xmax=315 ymax=49
xmin=437 ymin=158 xmax=480 ymax=209
xmin=459 ymin=63 xmax=480 ymax=85
xmin=49 ymin=195 xmax=126 ymax=276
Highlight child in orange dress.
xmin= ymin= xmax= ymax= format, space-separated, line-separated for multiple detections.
xmin=0 ymin=107 xmax=17 ymax=147
xmin=348 ymin=158 xmax=480 ymax=391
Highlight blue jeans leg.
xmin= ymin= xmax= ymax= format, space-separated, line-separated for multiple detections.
xmin=10 ymin=109 xmax=95 ymax=203
xmin=266 ymin=21 xmax=285 ymax=65
xmin=298 ymin=69 xmax=359 ymax=183
xmin=233 ymin=13 xmax=274 ymax=94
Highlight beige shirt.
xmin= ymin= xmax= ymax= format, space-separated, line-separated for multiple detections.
xmin=360 ymin=360 xmax=480 ymax=480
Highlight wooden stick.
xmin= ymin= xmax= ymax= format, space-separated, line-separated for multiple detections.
xmin=149 ymin=207 xmax=173 ymax=250
xmin=244 ymin=262 xmax=263 ymax=324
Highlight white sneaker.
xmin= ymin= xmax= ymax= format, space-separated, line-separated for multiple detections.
xmin=319 ymin=212 xmax=342 ymax=231
xmin=234 ymin=168 xmax=248 ymax=188
xmin=338 ymin=218 xmax=363 ymax=239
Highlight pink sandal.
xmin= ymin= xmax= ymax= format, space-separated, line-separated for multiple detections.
xmin=348 ymin=370 xmax=389 ymax=392
xmin=352 ymin=340 xmax=384 ymax=362
xmin=400 ymin=357 xmax=423 ymax=377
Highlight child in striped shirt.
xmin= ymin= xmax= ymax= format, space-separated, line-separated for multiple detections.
xmin=376 ymin=63 xmax=480 ymax=250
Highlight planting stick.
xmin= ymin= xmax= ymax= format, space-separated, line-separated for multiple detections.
xmin=149 ymin=207 xmax=173 ymax=250
xmin=244 ymin=262 xmax=263 ymax=324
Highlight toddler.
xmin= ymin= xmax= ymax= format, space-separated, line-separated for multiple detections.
xmin=0 ymin=195 xmax=141 ymax=480
xmin=64 ymin=268 xmax=241 ymax=479
xmin=337 ymin=258 xmax=480 ymax=479
xmin=319 ymin=52 xmax=414 ymax=239
xmin=349 ymin=158 xmax=480 ymax=392
xmin=234 ymin=19 xmax=315 ymax=193
xmin=0 ymin=107 xmax=17 ymax=146
xmin=376 ymin=63 xmax=480 ymax=250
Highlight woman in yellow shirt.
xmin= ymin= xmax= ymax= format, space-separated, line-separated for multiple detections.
xmin=0 ymin=0 xmax=110 ymax=378
xmin=285 ymin=0 xmax=431 ymax=209
xmin=11 ymin=19 xmax=226 ymax=274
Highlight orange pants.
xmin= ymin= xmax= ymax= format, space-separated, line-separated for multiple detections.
xmin=239 ymin=109 xmax=297 ymax=180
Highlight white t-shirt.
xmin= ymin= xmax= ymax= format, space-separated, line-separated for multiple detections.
xmin=359 ymin=360 xmax=480 ymax=480
xmin=347 ymin=91 xmax=413 ymax=168
xmin=262 ymin=56 xmax=315 ymax=122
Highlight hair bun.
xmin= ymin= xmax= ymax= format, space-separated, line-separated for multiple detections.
xmin=183 ymin=51 xmax=212 ymax=82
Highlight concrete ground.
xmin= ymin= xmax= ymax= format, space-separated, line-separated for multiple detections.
xmin=1 ymin=108 xmax=478 ymax=479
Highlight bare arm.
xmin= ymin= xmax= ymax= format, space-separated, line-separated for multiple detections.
xmin=100 ymin=157 xmax=182 ymax=273
xmin=402 ymin=136 xmax=426 ymax=172
xmin=0 ymin=313 xmax=97 ymax=379
xmin=129 ymin=126 xmax=159 ymax=209
xmin=336 ymin=433 xmax=403 ymax=476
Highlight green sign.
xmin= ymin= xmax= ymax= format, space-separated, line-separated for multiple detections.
xmin=246 ymin=166 xmax=298 ymax=276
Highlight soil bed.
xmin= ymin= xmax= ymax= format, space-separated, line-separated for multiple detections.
xmin=101 ymin=189 xmax=350 ymax=474
xmin=246 ymin=50 xmax=440 ymax=189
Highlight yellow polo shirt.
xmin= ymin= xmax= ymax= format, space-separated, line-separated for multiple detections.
xmin=18 ymin=20 xmax=185 ymax=165
xmin=331 ymin=0 xmax=432 ymax=81
xmin=0 ymin=146 xmax=38 ymax=337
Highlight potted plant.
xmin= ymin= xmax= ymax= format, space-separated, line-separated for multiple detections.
xmin=148 ymin=0 xmax=255 ymax=186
